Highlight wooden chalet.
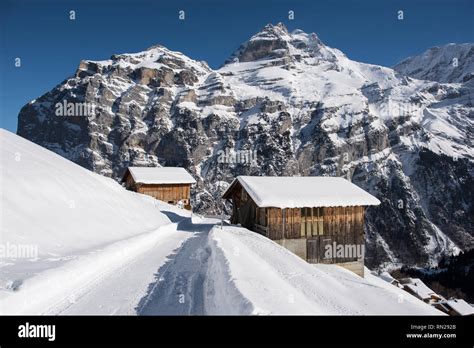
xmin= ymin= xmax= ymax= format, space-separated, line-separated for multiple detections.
xmin=121 ymin=167 xmax=196 ymax=210
xmin=222 ymin=176 xmax=380 ymax=276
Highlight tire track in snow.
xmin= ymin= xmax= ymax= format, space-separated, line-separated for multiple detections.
xmin=136 ymin=218 xmax=216 ymax=315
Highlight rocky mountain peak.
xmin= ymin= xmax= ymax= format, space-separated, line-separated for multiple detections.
xmin=224 ymin=23 xmax=337 ymax=68
xmin=75 ymin=44 xmax=211 ymax=89
xmin=259 ymin=22 xmax=290 ymax=38
xmin=224 ymin=23 xmax=292 ymax=64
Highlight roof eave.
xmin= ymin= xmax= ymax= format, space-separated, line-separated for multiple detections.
xmin=222 ymin=178 xmax=240 ymax=200
xmin=120 ymin=168 xmax=132 ymax=183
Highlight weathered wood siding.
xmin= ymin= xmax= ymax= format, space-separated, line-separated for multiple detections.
xmin=265 ymin=206 xmax=363 ymax=239
xmin=267 ymin=208 xmax=301 ymax=240
xmin=307 ymin=206 xmax=365 ymax=263
xmin=262 ymin=206 xmax=365 ymax=265
xmin=125 ymin=173 xmax=136 ymax=190
xmin=137 ymin=183 xmax=191 ymax=203
xmin=122 ymin=172 xmax=193 ymax=209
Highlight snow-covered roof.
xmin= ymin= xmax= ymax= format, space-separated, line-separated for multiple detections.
xmin=445 ymin=299 xmax=474 ymax=315
xmin=124 ymin=167 xmax=196 ymax=185
xmin=223 ymin=176 xmax=380 ymax=208
xmin=378 ymin=271 xmax=399 ymax=284
xmin=402 ymin=278 xmax=437 ymax=301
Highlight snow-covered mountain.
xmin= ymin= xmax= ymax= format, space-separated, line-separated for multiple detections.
xmin=17 ymin=23 xmax=474 ymax=270
xmin=393 ymin=43 xmax=474 ymax=83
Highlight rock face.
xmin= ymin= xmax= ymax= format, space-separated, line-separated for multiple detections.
xmin=17 ymin=23 xmax=474 ymax=270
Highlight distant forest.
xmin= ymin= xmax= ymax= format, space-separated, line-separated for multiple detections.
xmin=393 ymin=249 xmax=474 ymax=303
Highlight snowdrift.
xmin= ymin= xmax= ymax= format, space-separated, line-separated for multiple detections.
xmin=208 ymin=226 xmax=443 ymax=315
xmin=0 ymin=129 xmax=171 ymax=289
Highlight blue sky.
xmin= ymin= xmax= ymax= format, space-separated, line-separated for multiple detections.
xmin=1 ymin=0 xmax=473 ymax=132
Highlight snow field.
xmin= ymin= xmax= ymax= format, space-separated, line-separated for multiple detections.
xmin=209 ymin=226 xmax=443 ymax=315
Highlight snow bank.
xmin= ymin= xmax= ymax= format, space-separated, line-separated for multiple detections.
xmin=0 ymin=129 xmax=171 ymax=288
xmin=208 ymin=226 xmax=443 ymax=315
xmin=0 ymin=224 xmax=187 ymax=315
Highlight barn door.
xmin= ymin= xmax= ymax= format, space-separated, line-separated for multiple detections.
xmin=307 ymin=239 xmax=318 ymax=263
xmin=307 ymin=236 xmax=333 ymax=264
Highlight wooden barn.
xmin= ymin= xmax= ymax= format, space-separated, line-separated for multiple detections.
xmin=222 ymin=176 xmax=380 ymax=276
xmin=121 ymin=167 xmax=196 ymax=210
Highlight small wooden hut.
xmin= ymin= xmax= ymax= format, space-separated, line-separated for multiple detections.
xmin=121 ymin=167 xmax=196 ymax=210
xmin=222 ymin=176 xmax=380 ymax=276
xmin=434 ymin=299 xmax=474 ymax=316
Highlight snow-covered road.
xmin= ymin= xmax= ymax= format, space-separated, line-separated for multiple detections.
xmin=0 ymin=214 xmax=443 ymax=315
xmin=137 ymin=218 xmax=216 ymax=315
xmin=1 ymin=214 xmax=226 ymax=315
xmin=0 ymin=219 xmax=192 ymax=315
xmin=58 ymin=223 xmax=195 ymax=315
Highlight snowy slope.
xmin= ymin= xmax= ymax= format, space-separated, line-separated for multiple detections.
xmin=0 ymin=129 xmax=173 ymax=290
xmin=393 ymin=43 xmax=474 ymax=83
xmin=208 ymin=226 xmax=442 ymax=315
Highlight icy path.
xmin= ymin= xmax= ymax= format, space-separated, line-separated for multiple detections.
xmin=60 ymin=216 xmax=224 ymax=315
xmin=137 ymin=218 xmax=215 ymax=315
xmin=58 ymin=223 xmax=194 ymax=315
